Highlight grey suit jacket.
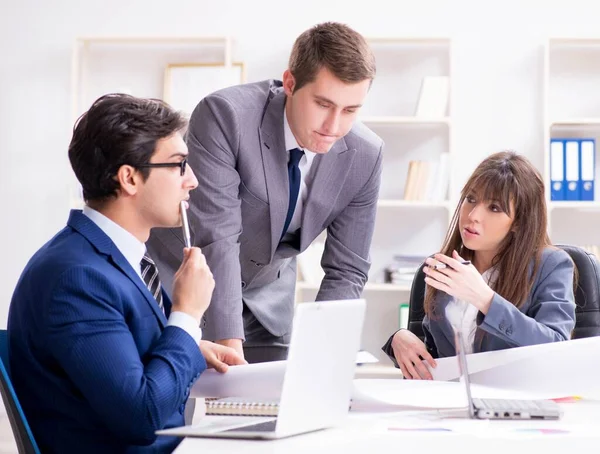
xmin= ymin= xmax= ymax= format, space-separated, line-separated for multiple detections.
xmin=383 ymin=247 xmax=576 ymax=362
xmin=148 ymin=80 xmax=383 ymax=341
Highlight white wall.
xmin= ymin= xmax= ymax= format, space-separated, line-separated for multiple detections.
xmin=0 ymin=0 xmax=597 ymax=326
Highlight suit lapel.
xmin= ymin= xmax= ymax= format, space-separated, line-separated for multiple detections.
xmin=300 ymin=138 xmax=354 ymax=250
xmin=67 ymin=210 xmax=168 ymax=328
xmin=258 ymin=91 xmax=290 ymax=259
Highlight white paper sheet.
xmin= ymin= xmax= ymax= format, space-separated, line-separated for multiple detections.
xmin=191 ymin=360 xmax=286 ymax=399
xmin=192 ymin=338 xmax=600 ymax=402
xmin=356 ymin=350 xmax=379 ymax=364
xmin=428 ymin=336 xmax=600 ymax=398
xmin=350 ymin=379 xmax=556 ymax=411
xmin=352 ymin=379 xmax=469 ymax=409
xmin=192 ymin=351 xmax=380 ymax=399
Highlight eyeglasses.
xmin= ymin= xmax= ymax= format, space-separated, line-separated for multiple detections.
xmin=137 ymin=159 xmax=188 ymax=176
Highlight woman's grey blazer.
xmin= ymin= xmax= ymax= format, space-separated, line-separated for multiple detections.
xmin=383 ymin=247 xmax=576 ymax=362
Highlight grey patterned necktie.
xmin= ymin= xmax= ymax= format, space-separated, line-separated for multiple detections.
xmin=140 ymin=254 xmax=164 ymax=313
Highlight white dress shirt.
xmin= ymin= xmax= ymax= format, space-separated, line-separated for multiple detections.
xmin=282 ymin=110 xmax=317 ymax=238
xmin=82 ymin=206 xmax=202 ymax=344
xmin=445 ymin=267 xmax=497 ymax=354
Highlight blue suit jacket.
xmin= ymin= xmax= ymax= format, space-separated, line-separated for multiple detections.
xmin=383 ymin=247 xmax=576 ymax=362
xmin=8 ymin=210 xmax=206 ymax=453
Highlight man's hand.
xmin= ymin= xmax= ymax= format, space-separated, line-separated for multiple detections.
xmin=171 ymin=247 xmax=215 ymax=323
xmin=200 ymin=341 xmax=247 ymax=373
xmin=215 ymin=338 xmax=244 ymax=359
xmin=215 ymin=339 xmax=244 ymax=358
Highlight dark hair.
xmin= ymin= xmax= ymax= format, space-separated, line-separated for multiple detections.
xmin=425 ymin=151 xmax=552 ymax=317
xmin=68 ymin=93 xmax=187 ymax=203
xmin=288 ymin=22 xmax=376 ymax=92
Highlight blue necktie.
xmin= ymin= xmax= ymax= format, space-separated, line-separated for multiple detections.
xmin=281 ymin=148 xmax=305 ymax=240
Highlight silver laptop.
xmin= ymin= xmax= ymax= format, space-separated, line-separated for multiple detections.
xmin=157 ymin=299 xmax=366 ymax=439
xmin=455 ymin=330 xmax=561 ymax=420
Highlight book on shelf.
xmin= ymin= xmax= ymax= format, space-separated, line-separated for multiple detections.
xmin=204 ymin=397 xmax=279 ymax=416
xmin=402 ymin=153 xmax=450 ymax=202
xmin=415 ymin=76 xmax=449 ymax=118
xmin=385 ymin=254 xmax=427 ymax=285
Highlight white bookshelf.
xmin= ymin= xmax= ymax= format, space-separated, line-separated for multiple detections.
xmin=68 ymin=36 xmax=235 ymax=208
xmin=543 ymin=38 xmax=600 ymax=250
xmin=296 ymin=37 xmax=453 ymax=362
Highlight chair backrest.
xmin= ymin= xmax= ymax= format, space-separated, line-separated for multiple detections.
xmin=407 ymin=262 xmax=427 ymax=341
xmin=0 ymin=330 xmax=41 ymax=454
xmin=556 ymin=245 xmax=600 ymax=339
xmin=406 ymin=246 xmax=600 ymax=341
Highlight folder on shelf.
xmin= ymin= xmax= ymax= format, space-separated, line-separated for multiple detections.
xmin=565 ymin=139 xmax=580 ymax=201
xmin=550 ymin=139 xmax=565 ymax=201
xmin=580 ymin=139 xmax=595 ymax=201
xmin=399 ymin=303 xmax=409 ymax=330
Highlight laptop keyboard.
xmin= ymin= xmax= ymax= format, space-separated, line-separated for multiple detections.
xmin=224 ymin=419 xmax=278 ymax=433
xmin=473 ymin=398 xmax=555 ymax=411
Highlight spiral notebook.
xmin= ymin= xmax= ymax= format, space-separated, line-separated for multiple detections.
xmin=205 ymin=398 xmax=279 ymax=417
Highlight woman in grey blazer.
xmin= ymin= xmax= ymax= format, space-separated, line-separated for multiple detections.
xmin=384 ymin=151 xmax=576 ymax=379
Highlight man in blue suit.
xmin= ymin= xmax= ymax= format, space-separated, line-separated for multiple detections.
xmin=8 ymin=93 xmax=245 ymax=453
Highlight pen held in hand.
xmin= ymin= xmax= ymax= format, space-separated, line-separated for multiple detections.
xmin=431 ymin=260 xmax=471 ymax=270
xmin=180 ymin=201 xmax=192 ymax=249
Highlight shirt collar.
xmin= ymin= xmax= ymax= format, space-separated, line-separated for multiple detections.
xmin=283 ymin=108 xmax=317 ymax=167
xmin=82 ymin=206 xmax=146 ymax=278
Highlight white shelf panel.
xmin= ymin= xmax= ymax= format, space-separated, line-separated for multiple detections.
xmin=549 ymin=201 xmax=600 ymax=210
xmin=367 ymin=37 xmax=450 ymax=45
xmin=78 ymin=36 xmax=230 ymax=44
xmin=361 ymin=116 xmax=450 ymax=125
xmin=549 ymin=38 xmax=600 ymax=47
xmin=550 ymin=119 xmax=600 ymax=126
xmin=296 ymin=282 xmax=412 ymax=292
xmin=377 ymin=199 xmax=451 ymax=209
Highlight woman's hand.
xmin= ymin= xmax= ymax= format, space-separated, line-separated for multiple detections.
xmin=390 ymin=329 xmax=437 ymax=380
xmin=423 ymin=250 xmax=494 ymax=314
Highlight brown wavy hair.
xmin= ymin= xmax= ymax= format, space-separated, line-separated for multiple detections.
xmin=424 ymin=151 xmax=551 ymax=318
xmin=288 ymin=22 xmax=376 ymax=92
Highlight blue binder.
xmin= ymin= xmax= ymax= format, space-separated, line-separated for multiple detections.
xmin=580 ymin=139 xmax=595 ymax=201
xmin=564 ymin=139 xmax=580 ymax=201
xmin=550 ymin=139 xmax=565 ymax=201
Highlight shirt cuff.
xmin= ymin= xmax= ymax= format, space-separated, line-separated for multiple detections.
xmin=167 ymin=311 xmax=202 ymax=345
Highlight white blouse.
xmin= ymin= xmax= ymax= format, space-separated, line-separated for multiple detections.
xmin=445 ymin=267 xmax=497 ymax=354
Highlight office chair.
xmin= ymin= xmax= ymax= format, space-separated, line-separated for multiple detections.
xmin=0 ymin=330 xmax=41 ymax=454
xmin=406 ymin=245 xmax=600 ymax=341
xmin=555 ymin=245 xmax=600 ymax=338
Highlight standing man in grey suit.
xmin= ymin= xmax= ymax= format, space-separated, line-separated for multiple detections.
xmin=148 ymin=22 xmax=383 ymax=363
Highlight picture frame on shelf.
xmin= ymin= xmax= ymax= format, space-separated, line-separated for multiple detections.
xmin=163 ymin=62 xmax=246 ymax=116
xmin=415 ymin=76 xmax=449 ymax=118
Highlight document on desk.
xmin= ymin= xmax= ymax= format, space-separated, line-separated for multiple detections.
xmin=192 ymin=351 xmax=379 ymax=399
xmin=350 ymin=379 xmax=553 ymax=411
xmin=352 ymin=379 xmax=468 ymax=409
xmin=428 ymin=336 xmax=600 ymax=399
xmin=191 ymin=360 xmax=286 ymax=399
